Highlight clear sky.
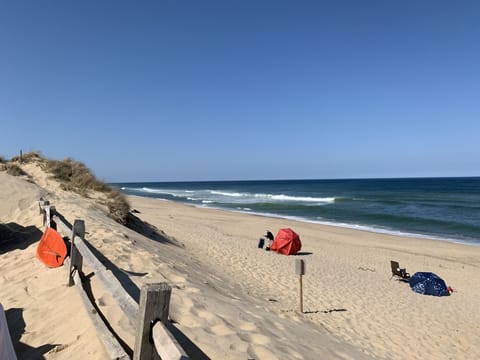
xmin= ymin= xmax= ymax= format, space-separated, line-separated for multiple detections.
xmin=1 ymin=1 xmax=479 ymax=182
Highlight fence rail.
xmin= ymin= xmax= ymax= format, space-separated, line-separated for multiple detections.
xmin=39 ymin=199 xmax=189 ymax=360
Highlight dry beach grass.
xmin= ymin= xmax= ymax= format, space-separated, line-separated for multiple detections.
xmin=1 ymin=155 xmax=480 ymax=359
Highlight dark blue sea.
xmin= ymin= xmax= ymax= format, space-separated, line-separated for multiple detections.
xmin=115 ymin=178 xmax=480 ymax=246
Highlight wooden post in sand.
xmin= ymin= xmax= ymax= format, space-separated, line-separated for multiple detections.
xmin=134 ymin=283 xmax=188 ymax=360
xmin=39 ymin=199 xmax=49 ymax=220
xmin=68 ymin=220 xmax=85 ymax=287
xmin=44 ymin=205 xmax=51 ymax=227
xmin=134 ymin=283 xmax=172 ymax=359
xmin=296 ymin=259 xmax=305 ymax=313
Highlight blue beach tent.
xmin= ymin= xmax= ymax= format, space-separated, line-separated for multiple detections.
xmin=409 ymin=272 xmax=449 ymax=297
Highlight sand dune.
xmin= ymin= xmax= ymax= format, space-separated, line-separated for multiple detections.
xmin=1 ymin=164 xmax=480 ymax=359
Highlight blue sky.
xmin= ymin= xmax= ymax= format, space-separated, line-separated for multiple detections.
xmin=1 ymin=1 xmax=479 ymax=182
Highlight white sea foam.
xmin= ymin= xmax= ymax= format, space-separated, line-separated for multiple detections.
xmin=270 ymin=194 xmax=335 ymax=203
xmin=210 ymin=190 xmax=244 ymax=197
xmin=209 ymin=190 xmax=335 ymax=204
xmin=124 ymin=186 xmax=336 ymax=204
xmin=123 ymin=187 xmax=338 ymax=208
xmin=138 ymin=187 xmax=190 ymax=198
xmin=141 ymin=187 xmax=165 ymax=193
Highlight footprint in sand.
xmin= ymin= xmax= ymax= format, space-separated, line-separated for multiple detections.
xmin=47 ymin=344 xmax=69 ymax=354
xmin=165 ymin=273 xmax=186 ymax=284
xmin=97 ymin=295 xmax=111 ymax=307
xmin=246 ymin=333 xmax=270 ymax=345
xmin=228 ymin=342 xmax=249 ymax=353
xmin=174 ymin=295 xmax=208 ymax=323
xmin=172 ymin=307 xmax=197 ymax=328
xmin=210 ymin=323 xmax=235 ymax=336
xmin=241 ymin=309 xmax=264 ymax=321
xmin=116 ymin=254 xmax=130 ymax=264
xmin=196 ymin=310 xmax=216 ymax=322
xmin=181 ymin=286 xmax=200 ymax=293
xmin=272 ymin=321 xmax=286 ymax=331
xmin=249 ymin=345 xmax=278 ymax=360
xmin=238 ymin=321 xmax=257 ymax=331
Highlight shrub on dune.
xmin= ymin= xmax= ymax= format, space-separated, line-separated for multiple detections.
xmin=42 ymin=157 xmax=130 ymax=224
xmin=106 ymin=191 xmax=131 ymax=225
xmin=2 ymin=152 xmax=130 ymax=225
xmin=3 ymin=163 xmax=28 ymax=176
xmin=11 ymin=151 xmax=45 ymax=164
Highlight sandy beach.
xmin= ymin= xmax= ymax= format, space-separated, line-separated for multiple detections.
xmin=2 ymin=164 xmax=480 ymax=359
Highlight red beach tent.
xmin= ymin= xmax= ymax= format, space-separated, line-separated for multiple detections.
xmin=270 ymin=228 xmax=302 ymax=255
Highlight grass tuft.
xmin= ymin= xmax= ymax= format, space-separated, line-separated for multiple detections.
xmin=41 ymin=157 xmax=130 ymax=224
xmin=2 ymin=152 xmax=131 ymax=225
xmin=106 ymin=191 xmax=131 ymax=224
xmin=11 ymin=151 xmax=45 ymax=164
xmin=1 ymin=152 xmax=131 ymax=224
xmin=2 ymin=163 xmax=28 ymax=176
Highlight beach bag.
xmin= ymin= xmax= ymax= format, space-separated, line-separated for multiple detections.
xmin=258 ymin=238 xmax=265 ymax=249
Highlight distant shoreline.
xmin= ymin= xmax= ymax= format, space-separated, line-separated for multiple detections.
xmin=130 ymin=194 xmax=480 ymax=247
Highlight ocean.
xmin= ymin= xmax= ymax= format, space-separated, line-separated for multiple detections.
xmin=115 ymin=177 xmax=480 ymax=246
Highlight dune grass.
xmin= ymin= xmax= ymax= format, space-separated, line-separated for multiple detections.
xmin=2 ymin=151 xmax=130 ymax=225
xmin=2 ymin=163 xmax=28 ymax=177
xmin=11 ymin=151 xmax=45 ymax=164
xmin=42 ymin=157 xmax=130 ymax=224
xmin=42 ymin=158 xmax=111 ymax=194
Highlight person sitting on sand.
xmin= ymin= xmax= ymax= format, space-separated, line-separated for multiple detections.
xmin=265 ymin=230 xmax=274 ymax=250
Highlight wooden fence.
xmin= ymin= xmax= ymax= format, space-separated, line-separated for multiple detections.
xmin=39 ymin=199 xmax=189 ymax=360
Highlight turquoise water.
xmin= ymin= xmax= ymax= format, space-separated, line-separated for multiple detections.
xmin=115 ymin=177 xmax=480 ymax=246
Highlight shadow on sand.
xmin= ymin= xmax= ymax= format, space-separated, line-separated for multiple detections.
xmin=296 ymin=251 xmax=313 ymax=256
xmin=126 ymin=212 xmax=182 ymax=247
xmin=5 ymin=308 xmax=58 ymax=359
xmin=0 ymin=223 xmax=42 ymax=254
xmin=303 ymin=308 xmax=348 ymax=315
xmin=168 ymin=322 xmax=211 ymax=360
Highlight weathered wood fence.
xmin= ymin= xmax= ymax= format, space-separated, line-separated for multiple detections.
xmin=39 ymin=199 xmax=189 ymax=360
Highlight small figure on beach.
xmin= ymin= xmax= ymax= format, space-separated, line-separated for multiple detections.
xmin=265 ymin=230 xmax=274 ymax=250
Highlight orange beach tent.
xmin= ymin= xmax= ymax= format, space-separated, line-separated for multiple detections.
xmin=36 ymin=227 xmax=67 ymax=268
xmin=270 ymin=228 xmax=302 ymax=255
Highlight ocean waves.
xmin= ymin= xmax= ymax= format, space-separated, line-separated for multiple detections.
xmin=116 ymin=178 xmax=480 ymax=245
xmin=121 ymin=186 xmax=336 ymax=205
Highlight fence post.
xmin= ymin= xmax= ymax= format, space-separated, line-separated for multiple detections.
xmin=133 ymin=283 xmax=172 ymax=360
xmin=68 ymin=220 xmax=85 ymax=287
xmin=43 ymin=205 xmax=51 ymax=227
xmin=39 ymin=198 xmax=49 ymax=215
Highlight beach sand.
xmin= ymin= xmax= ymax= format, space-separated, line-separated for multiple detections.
xmin=2 ymin=164 xmax=480 ymax=359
